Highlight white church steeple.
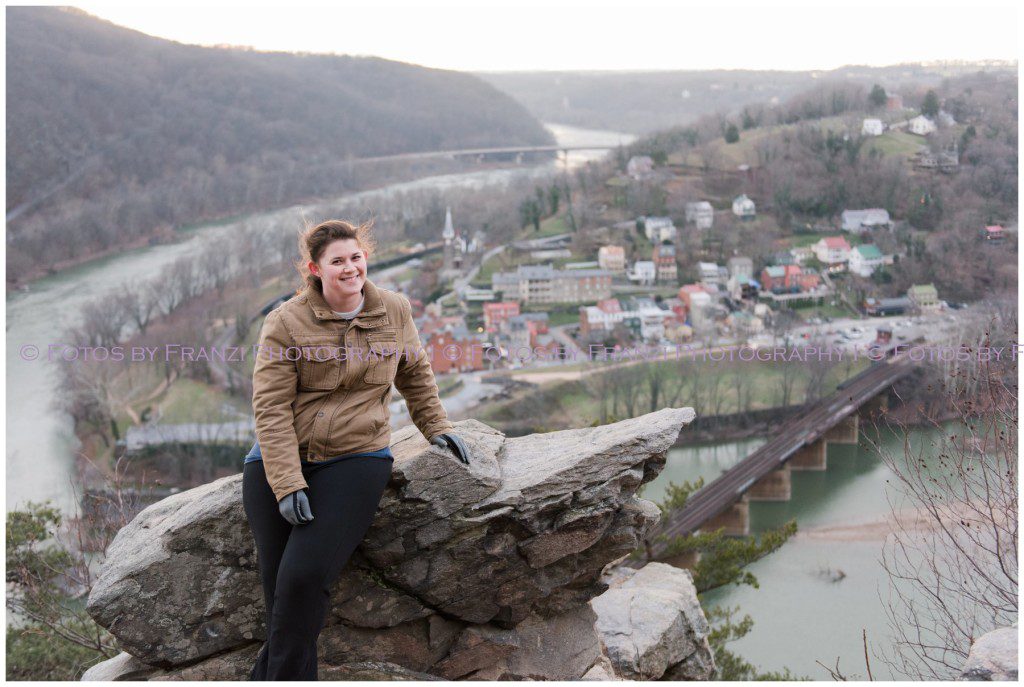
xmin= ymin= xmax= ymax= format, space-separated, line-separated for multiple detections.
xmin=442 ymin=206 xmax=455 ymax=242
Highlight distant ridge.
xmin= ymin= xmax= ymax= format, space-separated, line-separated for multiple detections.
xmin=479 ymin=63 xmax=1015 ymax=135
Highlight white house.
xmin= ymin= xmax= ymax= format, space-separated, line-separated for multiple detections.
xmin=909 ymin=115 xmax=937 ymax=136
xmin=727 ymin=256 xmax=754 ymax=278
xmin=790 ymin=246 xmax=814 ymax=264
xmin=841 ymin=208 xmax=892 ymax=234
xmin=642 ymin=215 xmax=677 ymax=243
xmin=685 ymin=201 xmax=714 ymax=230
xmin=629 ymin=260 xmax=656 ymax=286
xmin=627 ymin=155 xmax=654 ymax=180
xmin=812 ymin=236 xmax=852 ymax=266
xmin=732 ymin=194 xmax=756 ymax=219
xmin=632 ymin=298 xmax=670 ymax=341
xmin=697 ymin=261 xmax=729 ymax=288
xmin=861 ymin=118 xmax=884 ymax=136
xmin=580 ymin=304 xmax=627 ymax=333
xmin=848 ymin=244 xmax=886 ymax=277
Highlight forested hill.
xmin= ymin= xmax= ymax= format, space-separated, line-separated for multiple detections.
xmin=6 ymin=7 xmax=553 ymax=283
xmin=479 ymin=64 xmax=1014 ymax=135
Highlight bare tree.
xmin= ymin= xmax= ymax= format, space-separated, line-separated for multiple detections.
xmin=72 ymin=296 xmax=130 ymax=349
xmin=705 ymin=365 xmax=727 ymax=415
xmin=659 ymin=360 xmax=688 ymax=409
xmin=582 ymin=358 xmax=617 ymax=424
xmin=866 ymin=352 xmax=1017 ymax=679
xmin=730 ymin=363 xmax=754 ymax=415
xmin=112 ymin=284 xmax=158 ymax=336
xmin=803 ymin=336 xmax=838 ymax=403
xmin=198 ymin=242 xmax=233 ymax=295
xmin=155 ymin=261 xmax=186 ymax=315
xmin=645 ymin=361 xmax=664 ymax=413
xmin=609 ymin=365 xmax=643 ymax=420
xmin=774 ymin=358 xmax=801 ymax=408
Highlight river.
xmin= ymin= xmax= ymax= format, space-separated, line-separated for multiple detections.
xmin=5 ymin=123 xmax=635 ymax=513
xmin=641 ymin=422 xmax=961 ymax=680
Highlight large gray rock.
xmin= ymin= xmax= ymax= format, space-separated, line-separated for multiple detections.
xmin=958 ymin=626 xmax=1017 ymax=681
xmin=82 ymin=647 xmax=445 ymax=681
xmin=81 ymin=652 xmax=155 ymax=681
xmin=85 ymin=410 xmax=696 ymax=679
xmin=590 ymin=562 xmax=714 ymax=680
xmin=84 ymin=477 xmax=263 ymax=666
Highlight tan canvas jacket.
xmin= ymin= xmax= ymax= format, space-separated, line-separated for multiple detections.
xmin=251 ymin=278 xmax=454 ymax=501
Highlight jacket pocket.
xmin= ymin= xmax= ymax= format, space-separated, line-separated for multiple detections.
xmin=294 ymin=335 xmax=343 ymax=391
xmin=364 ymin=331 xmax=400 ymax=385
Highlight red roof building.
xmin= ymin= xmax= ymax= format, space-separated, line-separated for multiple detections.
xmin=483 ymin=301 xmax=520 ymax=333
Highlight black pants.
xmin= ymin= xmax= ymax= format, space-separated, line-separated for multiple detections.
xmin=242 ymin=456 xmax=393 ymax=681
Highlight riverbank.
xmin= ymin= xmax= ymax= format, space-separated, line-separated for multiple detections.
xmin=795 ymin=507 xmax=937 ymax=542
xmin=6 ymin=230 xmax=176 ymax=292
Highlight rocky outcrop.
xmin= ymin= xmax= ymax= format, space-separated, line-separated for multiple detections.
xmin=84 ymin=409 xmax=710 ymax=680
xmin=590 ymin=562 xmax=714 ymax=680
xmin=958 ymin=626 xmax=1017 ymax=681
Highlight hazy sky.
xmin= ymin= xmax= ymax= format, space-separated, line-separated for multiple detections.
xmin=73 ymin=1 xmax=1019 ymax=72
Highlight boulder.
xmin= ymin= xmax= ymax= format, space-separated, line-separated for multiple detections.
xmin=84 ymin=410 xmax=701 ymax=680
xmin=82 ymin=647 xmax=444 ymax=682
xmin=958 ymin=626 xmax=1017 ymax=681
xmin=81 ymin=652 xmax=155 ymax=681
xmin=590 ymin=562 xmax=714 ymax=680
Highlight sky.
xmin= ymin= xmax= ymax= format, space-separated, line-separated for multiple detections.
xmin=55 ymin=1 xmax=1024 ymax=72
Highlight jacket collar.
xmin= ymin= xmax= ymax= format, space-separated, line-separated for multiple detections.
xmin=303 ymin=278 xmax=388 ymax=327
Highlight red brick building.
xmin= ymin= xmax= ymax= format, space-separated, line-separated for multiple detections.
xmin=483 ymin=301 xmax=520 ymax=332
xmin=652 ymin=242 xmax=678 ymax=284
xmin=426 ymin=329 xmax=487 ymax=375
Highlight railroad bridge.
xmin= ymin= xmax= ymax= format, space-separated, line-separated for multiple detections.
xmin=647 ymin=357 xmax=916 ymax=564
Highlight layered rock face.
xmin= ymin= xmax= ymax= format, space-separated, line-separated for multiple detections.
xmin=84 ymin=409 xmax=713 ymax=680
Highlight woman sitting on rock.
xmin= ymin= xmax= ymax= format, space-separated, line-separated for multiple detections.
xmin=241 ymin=219 xmax=470 ymax=681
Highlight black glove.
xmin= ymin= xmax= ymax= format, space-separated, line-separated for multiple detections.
xmin=430 ymin=433 xmax=470 ymax=464
xmin=278 ymin=489 xmax=314 ymax=526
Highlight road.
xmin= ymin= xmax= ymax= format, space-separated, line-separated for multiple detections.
xmin=751 ymin=307 xmax=976 ymax=353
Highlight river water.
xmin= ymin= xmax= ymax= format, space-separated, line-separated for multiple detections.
xmin=642 ymin=422 xmax=962 ymax=680
xmin=5 ymin=123 xmax=634 ymax=513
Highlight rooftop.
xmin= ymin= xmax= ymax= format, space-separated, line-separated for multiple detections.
xmin=855 ymin=244 xmax=884 ymax=259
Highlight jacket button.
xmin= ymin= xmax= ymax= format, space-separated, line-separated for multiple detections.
xmin=317 ymin=411 xmax=324 ymax=418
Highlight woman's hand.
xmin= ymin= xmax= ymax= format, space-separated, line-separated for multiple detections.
xmin=279 ymin=489 xmax=315 ymax=526
xmin=430 ymin=433 xmax=470 ymax=464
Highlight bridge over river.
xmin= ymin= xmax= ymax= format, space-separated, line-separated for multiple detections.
xmin=643 ymin=356 xmax=916 ymax=562
xmin=335 ymin=143 xmax=620 ymax=167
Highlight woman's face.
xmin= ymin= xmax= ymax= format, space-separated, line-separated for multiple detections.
xmin=310 ymin=238 xmax=367 ymax=303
